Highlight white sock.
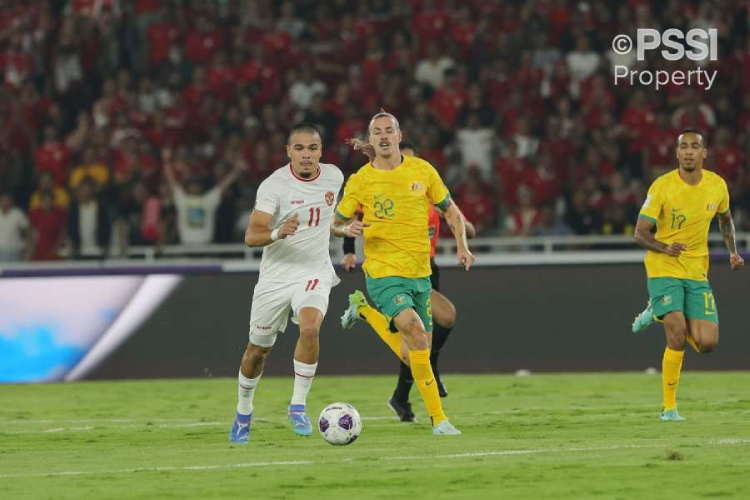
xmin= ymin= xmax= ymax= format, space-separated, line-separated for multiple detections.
xmin=237 ymin=370 xmax=261 ymax=416
xmin=290 ymin=359 xmax=318 ymax=406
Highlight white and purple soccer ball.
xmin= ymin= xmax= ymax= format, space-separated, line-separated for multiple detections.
xmin=318 ymin=402 xmax=362 ymax=445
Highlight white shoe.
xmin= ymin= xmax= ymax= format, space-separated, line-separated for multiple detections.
xmin=432 ymin=419 xmax=461 ymax=435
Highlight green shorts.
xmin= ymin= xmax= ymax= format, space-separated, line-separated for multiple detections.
xmin=365 ymin=275 xmax=433 ymax=332
xmin=647 ymin=277 xmax=719 ymax=324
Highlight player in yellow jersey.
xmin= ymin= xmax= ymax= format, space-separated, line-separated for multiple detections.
xmin=632 ymin=129 xmax=744 ymax=421
xmin=333 ymin=112 xmax=475 ymax=435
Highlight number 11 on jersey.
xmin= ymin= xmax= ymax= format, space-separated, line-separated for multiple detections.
xmin=308 ymin=207 xmax=320 ymax=227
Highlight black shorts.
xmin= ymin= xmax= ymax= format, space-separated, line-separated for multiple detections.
xmin=430 ymin=258 xmax=440 ymax=292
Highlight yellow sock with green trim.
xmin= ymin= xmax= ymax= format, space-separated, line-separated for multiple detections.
xmin=359 ymin=305 xmax=404 ymax=362
xmin=662 ymin=347 xmax=684 ymax=410
xmin=409 ymin=349 xmax=447 ymax=426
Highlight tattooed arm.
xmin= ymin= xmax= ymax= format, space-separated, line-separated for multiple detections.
xmin=439 ymin=200 xmax=475 ymax=270
xmin=718 ymin=211 xmax=744 ymax=270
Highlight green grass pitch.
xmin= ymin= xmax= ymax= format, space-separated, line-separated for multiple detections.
xmin=2 ymin=373 xmax=750 ymax=499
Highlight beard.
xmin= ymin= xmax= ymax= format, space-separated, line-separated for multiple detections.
xmin=681 ymin=163 xmax=697 ymax=172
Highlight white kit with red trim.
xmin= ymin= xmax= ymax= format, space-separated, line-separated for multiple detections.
xmin=253 ymin=163 xmax=344 ymax=283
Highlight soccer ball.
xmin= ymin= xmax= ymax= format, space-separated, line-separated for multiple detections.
xmin=318 ymin=402 xmax=362 ymax=445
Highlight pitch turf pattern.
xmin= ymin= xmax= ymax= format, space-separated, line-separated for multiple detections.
xmin=2 ymin=374 xmax=750 ymax=499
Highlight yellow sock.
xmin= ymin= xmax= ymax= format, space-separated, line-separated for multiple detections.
xmin=409 ymin=349 xmax=447 ymax=426
xmin=359 ymin=305 xmax=404 ymax=362
xmin=685 ymin=332 xmax=700 ymax=353
xmin=662 ymin=347 xmax=684 ymax=410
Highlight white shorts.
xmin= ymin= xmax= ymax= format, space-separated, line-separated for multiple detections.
xmin=248 ymin=276 xmax=333 ymax=348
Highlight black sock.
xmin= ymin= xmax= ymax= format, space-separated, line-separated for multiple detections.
xmin=430 ymin=323 xmax=452 ymax=375
xmin=392 ymin=361 xmax=413 ymax=402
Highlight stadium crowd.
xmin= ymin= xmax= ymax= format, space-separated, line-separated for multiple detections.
xmin=0 ymin=0 xmax=748 ymax=260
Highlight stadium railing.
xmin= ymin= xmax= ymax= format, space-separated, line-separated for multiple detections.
xmin=2 ymin=233 xmax=746 ymax=273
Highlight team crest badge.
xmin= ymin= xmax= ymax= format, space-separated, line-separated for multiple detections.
xmin=706 ymin=203 xmax=717 ymax=211
xmin=325 ymin=191 xmax=335 ymax=206
xmin=395 ymin=295 xmax=405 ymax=304
xmin=662 ymin=296 xmax=672 ymax=306
xmin=410 ymin=182 xmax=424 ymax=192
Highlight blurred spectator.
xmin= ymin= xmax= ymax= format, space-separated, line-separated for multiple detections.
xmin=565 ymin=36 xmax=601 ymax=98
xmin=303 ymin=94 xmax=338 ymax=146
xmin=30 ymin=171 xmax=70 ymax=211
xmin=644 ymin=111 xmax=678 ymax=178
xmin=453 ymin=166 xmax=495 ymax=235
xmin=276 ymin=1 xmax=306 ymax=40
xmin=34 ymin=125 xmax=71 ymax=187
xmin=532 ymin=204 xmax=572 ymax=237
xmin=289 ymin=64 xmax=327 ymax=112
xmin=505 ymin=186 xmax=541 ymax=237
xmin=671 ymin=92 xmax=716 ymax=131
xmin=163 ymin=150 xmax=243 ymax=245
xmin=117 ymin=180 xmax=161 ymax=254
xmin=600 ymin=202 xmax=635 ymax=236
xmin=29 ymin=190 xmax=67 ymax=261
xmin=0 ymin=191 xmax=30 ymax=262
xmin=430 ymin=68 xmax=467 ymax=133
xmin=712 ymin=127 xmax=742 ymax=183
xmin=415 ymin=40 xmax=455 ymax=92
xmin=565 ymin=189 xmax=602 ymax=236
xmin=68 ymin=177 xmax=111 ymax=258
xmin=457 ymin=82 xmax=495 ymax=128
xmin=455 ymin=112 xmax=495 ymax=180
xmin=495 ymin=140 xmax=533 ymax=207
xmin=69 ymin=146 xmax=110 ymax=192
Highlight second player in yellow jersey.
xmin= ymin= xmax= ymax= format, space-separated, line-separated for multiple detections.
xmin=638 ymin=168 xmax=729 ymax=281
xmin=632 ymin=129 xmax=743 ymax=423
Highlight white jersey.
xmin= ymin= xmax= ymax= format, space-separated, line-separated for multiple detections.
xmin=254 ymin=163 xmax=344 ymax=283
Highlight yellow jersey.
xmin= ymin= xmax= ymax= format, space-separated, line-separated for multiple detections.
xmin=335 ymin=156 xmax=451 ymax=279
xmin=638 ymin=169 xmax=730 ymax=281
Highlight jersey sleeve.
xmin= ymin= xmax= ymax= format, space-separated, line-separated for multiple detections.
xmin=717 ymin=179 xmax=730 ymax=215
xmin=638 ymin=181 xmax=663 ymax=224
xmin=254 ymin=177 xmax=280 ymax=215
xmin=335 ymin=174 xmax=361 ymax=220
xmin=425 ymin=164 xmax=451 ymax=210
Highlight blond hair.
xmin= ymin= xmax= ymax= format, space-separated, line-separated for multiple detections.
xmin=367 ymin=110 xmax=400 ymax=133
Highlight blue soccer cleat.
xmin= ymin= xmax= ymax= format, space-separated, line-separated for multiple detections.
xmin=660 ymin=408 xmax=685 ymax=421
xmin=341 ymin=290 xmax=368 ymax=330
xmin=288 ymin=404 xmax=313 ymax=436
xmin=229 ymin=412 xmax=252 ymax=444
xmin=632 ymin=300 xmax=655 ymax=333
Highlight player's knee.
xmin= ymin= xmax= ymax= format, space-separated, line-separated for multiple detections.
xmin=299 ymin=323 xmax=320 ymax=341
xmin=699 ymin=338 xmax=717 ymax=353
xmin=246 ymin=344 xmax=271 ymax=363
xmin=665 ymin=330 xmax=686 ymax=350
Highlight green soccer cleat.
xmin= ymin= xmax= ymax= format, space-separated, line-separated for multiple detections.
xmin=660 ymin=408 xmax=685 ymax=421
xmin=632 ymin=300 xmax=655 ymax=333
xmin=341 ymin=290 xmax=368 ymax=330
xmin=432 ymin=419 xmax=462 ymax=435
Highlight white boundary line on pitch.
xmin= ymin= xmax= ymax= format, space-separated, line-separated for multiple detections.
xmin=1 ymin=439 xmax=749 ymax=479
xmin=0 ymin=416 xmax=400 ymax=434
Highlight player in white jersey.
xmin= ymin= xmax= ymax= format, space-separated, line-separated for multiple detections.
xmin=229 ymin=123 xmax=366 ymax=443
